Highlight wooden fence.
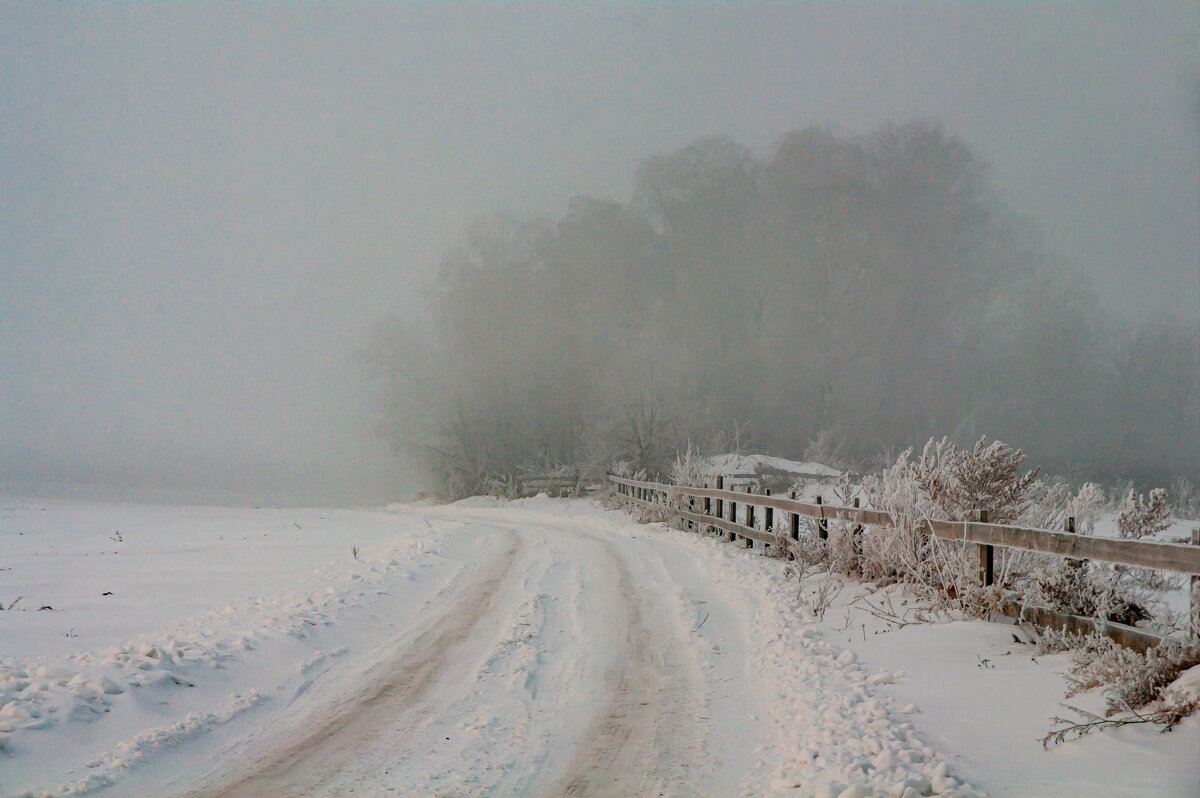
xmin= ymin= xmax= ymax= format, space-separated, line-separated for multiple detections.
xmin=609 ymin=474 xmax=1200 ymax=651
xmin=511 ymin=474 xmax=578 ymax=499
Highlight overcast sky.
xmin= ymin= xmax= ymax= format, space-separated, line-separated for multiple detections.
xmin=1 ymin=3 xmax=1196 ymax=504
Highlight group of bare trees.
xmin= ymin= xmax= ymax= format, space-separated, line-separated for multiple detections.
xmin=367 ymin=121 xmax=1199 ymax=498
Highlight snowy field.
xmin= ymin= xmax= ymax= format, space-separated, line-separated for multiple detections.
xmin=1 ymin=495 xmax=1197 ymax=797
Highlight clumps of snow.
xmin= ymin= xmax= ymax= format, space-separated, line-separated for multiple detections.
xmin=0 ymin=530 xmax=442 ymax=788
xmin=448 ymin=495 xmax=507 ymax=508
xmin=1164 ymin=663 xmax=1200 ymax=705
xmin=665 ymin=529 xmax=979 ymax=797
xmin=300 ymin=647 xmax=349 ymax=674
xmin=46 ymin=691 xmax=265 ymax=796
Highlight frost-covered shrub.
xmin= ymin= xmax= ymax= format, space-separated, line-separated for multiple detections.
xmin=1117 ymin=488 xmax=1172 ymax=539
xmin=859 ymin=447 xmax=982 ymax=607
xmin=482 ymin=473 xmax=512 ymax=498
xmin=668 ymin=442 xmax=716 ymax=490
xmin=1025 ymin=560 xmax=1152 ymax=627
xmin=1066 ymin=482 xmax=1106 ymax=535
xmin=1064 ymin=635 xmax=1200 ymax=717
xmin=1041 ymin=633 xmax=1200 ymax=746
xmin=1021 ymin=479 xmax=1104 ymax=534
xmin=608 ymin=460 xmax=633 ymax=478
xmin=1022 ymin=479 xmax=1073 ymax=529
xmin=860 ymin=448 xmax=930 ymax=581
xmin=915 ymin=436 xmax=1040 ymax=523
xmin=1018 ymin=477 xmax=1161 ymax=626
xmin=665 ymin=443 xmax=718 ymax=530
xmin=786 ymin=524 xmax=829 ymax=569
xmin=780 ymin=472 xmax=860 ymax=573
xmin=827 ymin=471 xmax=865 ymax=574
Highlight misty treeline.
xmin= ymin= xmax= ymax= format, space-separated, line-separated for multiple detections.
xmin=366 ymin=121 xmax=1199 ymax=499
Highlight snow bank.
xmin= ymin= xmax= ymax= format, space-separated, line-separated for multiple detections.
xmin=0 ymin=497 xmax=466 ymax=796
xmin=621 ymin=518 xmax=978 ymax=797
xmin=625 ymin=509 xmax=1200 ymax=797
xmin=708 ymin=453 xmax=841 ymax=479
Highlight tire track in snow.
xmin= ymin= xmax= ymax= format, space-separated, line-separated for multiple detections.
xmin=200 ymin=529 xmax=521 ymax=798
xmin=547 ymin=525 xmax=706 ymax=797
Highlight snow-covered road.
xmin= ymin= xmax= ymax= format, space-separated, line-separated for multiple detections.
xmin=4 ymin=496 xmax=1197 ymax=797
xmin=187 ymin=504 xmax=750 ymax=796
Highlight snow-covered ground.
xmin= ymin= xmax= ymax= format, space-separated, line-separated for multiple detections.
xmin=1 ymin=495 xmax=1196 ymax=797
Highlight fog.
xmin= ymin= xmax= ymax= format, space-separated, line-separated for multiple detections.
xmin=2 ymin=4 xmax=1196 ymax=505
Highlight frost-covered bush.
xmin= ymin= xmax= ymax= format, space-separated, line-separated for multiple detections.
xmin=1025 ymin=560 xmax=1153 ymax=627
xmin=1040 ymin=632 xmax=1200 ymax=746
xmin=668 ymin=442 xmax=716 ymax=490
xmin=860 ymin=448 xmax=930 ymax=580
xmin=915 ymin=436 xmax=1039 ymax=523
xmin=859 ymin=447 xmax=983 ymax=607
xmin=1066 ymin=482 xmax=1106 ymax=534
xmin=1063 ymin=635 xmax=1200 ymax=718
xmin=1117 ymin=488 xmax=1172 ymax=539
xmin=1018 ymin=480 xmax=1158 ymax=625
xmin=608 ymin=460 xmax=633 ymax=478
xmin=1021 ymin=479 xmax=1104 ymax=534
xmin=482 ymin=473 xmax=512 ymax=498
xmin=665 ymin=443 xmax=718 ymax=530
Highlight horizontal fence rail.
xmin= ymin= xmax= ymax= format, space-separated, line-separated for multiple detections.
xmin=511 ymin=475 xmax=578 ymax=498
xmin=608 ymin=473 xmax=1200 ymax=649
xmin=608 ymin=475 xmax=1200 ymax=574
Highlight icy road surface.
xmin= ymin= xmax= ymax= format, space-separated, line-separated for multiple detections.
xmin=179 ymin=502 xmax=763 ymax=797
xmin=3 ymin=496 xmax=1197 ymax=797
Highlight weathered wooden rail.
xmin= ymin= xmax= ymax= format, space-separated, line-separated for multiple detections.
xmin=511 ymin=474 xmax=578 ymax=498
xmin=609 ymin=474 xmax=1200 ymax=650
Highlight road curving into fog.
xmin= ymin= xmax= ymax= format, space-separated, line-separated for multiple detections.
xmin=184 ymin=499 xmax=761 ymax=797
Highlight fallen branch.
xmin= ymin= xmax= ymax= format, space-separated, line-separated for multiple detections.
xmin=1043 ymin=697 xmax=1199 ymax=749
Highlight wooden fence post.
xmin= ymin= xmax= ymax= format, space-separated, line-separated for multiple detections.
xmin=789 ymin=490 xmax=800 ymax=541
xmin=746 ymin=486 xmax=755 ymax=532
xmin=1064 ymin=516 xmax=1087 ymax=573
xmin=1192 ymin=528 xmax=1199 ymax=642
xmin=728 ymin=490 xmax=738 ymax=541
xmin=715 ymin=476 xmax=724 ymax=528
xmin=816 ymin=495 xmax=828 ymax=540
xmin=745 ymin=486 xmax=755 ymax=547
xmin=975 ymin=508 xmax=994 ymax=587
xmin=852 ymin=497 xmax=863 ymax=559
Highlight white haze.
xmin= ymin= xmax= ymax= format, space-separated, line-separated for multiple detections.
xmin=1 ymin=4 xmax=1196 ymax=504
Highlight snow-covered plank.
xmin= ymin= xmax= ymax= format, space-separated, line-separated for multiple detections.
xmin=965 ymin=522 xmax=1200 ymax=575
